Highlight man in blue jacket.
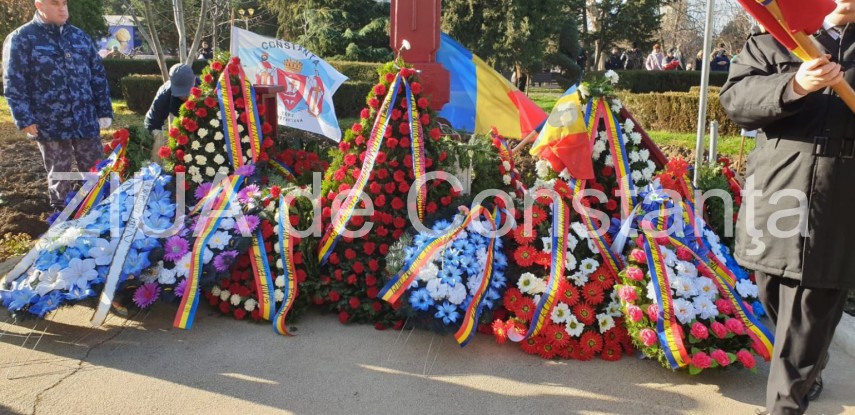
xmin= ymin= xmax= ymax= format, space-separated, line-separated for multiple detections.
xmin=144 ymin=63 xmax=195 ymax=162
xmin=2 ymin=0 xmax=113 ymax=210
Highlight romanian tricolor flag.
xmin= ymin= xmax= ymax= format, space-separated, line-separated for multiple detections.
xmin=436 ymin=34 xmax=547 ymax=139
xmin=529 ymin=85 xmax=594 ymax=180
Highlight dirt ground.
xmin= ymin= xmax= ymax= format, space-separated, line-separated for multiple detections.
xmin=0 ymin=139 xmax=52 ymax=238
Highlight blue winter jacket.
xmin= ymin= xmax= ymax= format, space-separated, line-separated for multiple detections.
xmin=2 ymin=15 xmax=112 ymax=140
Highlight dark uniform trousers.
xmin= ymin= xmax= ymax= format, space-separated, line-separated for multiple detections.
xmin=35 ymin=137 xmax=103 ymax=209
xmin=755 ymin=272 xmax=848 ymax=415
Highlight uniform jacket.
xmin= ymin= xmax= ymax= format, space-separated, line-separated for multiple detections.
xmin=2 ymin=15 xmax=112 ymax=140
xmin=721 ymin=26 xmax=855 ymax=289
xmin=143 ymin=80 xmax=183 ymax=132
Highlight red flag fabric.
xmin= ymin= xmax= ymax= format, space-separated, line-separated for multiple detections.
xmin=779 ymin=0 xmax=836 ymax=34
xmin=736 ymin=0 xmax=835 ymax=51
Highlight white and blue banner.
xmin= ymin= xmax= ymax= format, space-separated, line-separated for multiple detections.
xmin=230 ymin=27 xmax=349 ymax=142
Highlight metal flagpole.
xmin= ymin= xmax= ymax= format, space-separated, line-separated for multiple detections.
xmin=694 ymin=0 xmax=715 ymax=187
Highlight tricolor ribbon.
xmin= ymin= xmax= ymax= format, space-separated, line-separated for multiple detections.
xmin=378 ymin=204 xmax=490 ymax=305
xmin=404 ymin=77 xmax=427 ymax=220
xmin=74 ymin=143 xmax=126 ymax=219
xmin=273 ymin=194 xmax=299 ymax=335
xmin=567 ymin=177 xmax=626 ymax=279
xmin=271 ymin=159 xmax=298 ymax=183
xmin=508 ymin=197 xmax=569 ymax=342
xmin=453 ymin=208 xmax=501 ymax=346
xmin=586 ymin=98 xmax=636 ymax=218
xmin=174 ymin=175 xmax=244 ymax=330
xmin=666 ymin=236 xmax=774 ymax=360
xmin=249 ymin=228 xmax=275 ymax=321
xmin=639 ymin=221 xmax=691 ymax=369
xmin=318 ymin=73 xmax=403 ymax=264
xmin=217 ymin=68 xmax=245 ymax=169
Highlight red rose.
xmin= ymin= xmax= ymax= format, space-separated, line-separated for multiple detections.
xmin=344 ymin=153 xmax=357 ymax=166
xmin=429 ymin=128 xmax=441 ymax=140
xmin=379 ymin=244 xmax=389 ymax=255
xmin=363 ymin=242 xmax=376 ymax=256
xmin=190 ymin=87 xmax=202 ymax=98
xmin=329 ymin=252 xmax=340 ymax=265
xmin=391 ymin=109 xmax=402 ymax=121
xmin=374 ymin=194 xmax=387 ymax=208
xmin=397 ymin=182 xmax=410 ymax=193
xmin=218 ymin=301 xmax=231 ymax=314
xmin=262 ymin=122 xmax=273 ymax=134
xmin=376 ymin=226 xmax=389 ymax=237
xmin=399 ymin=137 xmax=410 ymax=148
xmin=338 ymin=311 xmax=350 ymax=324
xmin=349 ymin=297 xmax=360 ymax=309
xmin=211 ymin=61 xmax=224 ymax=72
xmin=173 ymin=165 xmax=186 ymax=173
xmin=368 ymin=259 xmax=379 ymax=271
xmin=365 ymin=274 xmax=377 ymax=286
xmin=376 ymin=151 xmax=387 ymax=164
xmin=367 ymin=287 xmax=379 ymax=299
xmin=441 ymin=196 xmax=452 ymax=206
xmin=398 ymin=122 xmax=410 ymax=135
xmin=420 ymin=113 xmax=430 ymax=125
xmin=382 ymin=182 xmax=395 ymax=193
xmin=347 ymin=274 xmax=358 ymax=285
xmin=385 ymin=72 xmax=396 ymax=83
xmin=601 ymin=166 xmax=614 ymax=177
xmin=345 ymin=248 xmax=357 ymax=260
xmin=369 ymin=98 xmax=380 ymax=109
xmin=606 ymin=199 xmax=618 ymax=211
xmin=234 ymin=308 xmax=247 ymax=320
xmin=352 ymin=261 xmax=364 ymax=274
xmin=204 ymin=97 xmax=217 ymax=108
xmin=393 ymin=217 xmax=406 ymax=229
xmin=352 ymin=123 xmax=363 ymax=134
xmin=417 ymin=97 xmax=429 ymax=109
xmin=411 ymin=82 xmax=422 ymax=94
xmin=391 ymin=197 xmax=404 ymax=210
xmin=184 ymin=100 xmax=197 ymax=110
xmin=373 ymin=84 xmax=387 ymax=96
xmin=329 ymin=290 xmax=341 ymax=302
xmin=195 ymin=108 xmax=208 ymax=118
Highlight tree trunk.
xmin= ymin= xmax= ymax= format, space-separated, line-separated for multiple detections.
xmin=137 ymin=0 xmax=169 ymax=81
xmin=184 ymin=0 xmax=209 ymax=64
xmin=172 ymin=0 xmax=187 ymax=62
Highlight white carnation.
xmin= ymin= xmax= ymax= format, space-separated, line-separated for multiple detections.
xmin=183 ymin=154 xmax=193 ymax=163
xmin=535 ymin=160 xmax=551 ymax=178
xmin=204 ymin=142 xmax=216 ymax=153
xmin=191 ymin=141 xmax=201 ymax=150
xmin=219 ymin=289 xmax=231 ymax=301
xmin=213 ymin=131 xmax=224 ymax=141
xmin=198 ymin=128 xmax=209 ymax=138
xmin=629 ymin=151 xmax=640 ymax=163
xmin=275 ymin=275 xmax=286 ymax=288
xmin=604 ymin=154 xmax=614 ymax=167
xmin=206 ymin=167 xmax=216 ymax=177
xmin=194 ymin=155 xmax=207 ymax=165
xmin=244 ymin=298 xmax=257 ymax=312
xmin=274 ymin=289 xmax=285 ymax=302
xmin=210 ymin=119 xmax=220 ymax=128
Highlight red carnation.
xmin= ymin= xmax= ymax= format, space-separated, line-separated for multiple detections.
xmin=204 ymin=97 xmax=217 ymax=108
xmin=228 ymin=64 xmax=240 ymax=75
xmin=338 ymin=311 xmax=350 ymax=324
xmin=367 ymin=287 xmax=379 ymax=299
xmin=373 ymin=84 xmax=387 ymax=96
xmin=211 ymin=61 xmax=224 ymax=72
xmin=691 ymin=352 xmax=712 ymax=369
xmin=190 ymin=87 xmax=202 ymax=98
xmin=345 ymin=248 xmax=357 ymax=260
xmin=400 ymin=67 xmax=413 ymax=78
xmin=393 ymin=217 xmax=406 ymax=230
xmin=398 ymin=122 xmax=410 ymax=135
xmin=349 ymin=297 xmax=360 ymax=309
xmin=385 ymin=72 xmax=396 ymax=83
xmin=234 ymin=308 xmax=247 ymax=320
xmin=420 ymin=113 xmax=430 ymax=126
xmin=195 ymin=108 xmax=208 ymax=118
xmin=411 ymin=82 xmax=422 ymax=94
xmin=368 ymin=259 xmax=380 ymax=271
xmin=352 ymin=123 xmax=363 ymax=134
xmin=157 ymin=146 xmax=171 ymax=159
xmin=391 ymin=109 xmax=402 ymax=121
xmin=185 ymin=100 xmax=197 ymax=110
xmin=365 ymin=274 xmax=377 ymax=286
xmin=218 ymin=301 xmax=231 ymax=314
xmin=601 ymin=166 xmax=614 ymax=177
xmin=399 ymin=137 xmax=410 ymax=148
xmin=417 ymin=97 xmax=429 ymax=109
xmin=379 ymin=244 xmax=389 ymax=255
xmin=391 ymin=197 xmax=404 ymax=210
xmin=329 ymin=290 xmax=341 ymax=302
xmin=173 ymin=165 xmax=186 ymax=173
xmin=369 ymin=98 xmax=380 ymax=109
xmin=372 ymin=301 xmax=383 ymax=313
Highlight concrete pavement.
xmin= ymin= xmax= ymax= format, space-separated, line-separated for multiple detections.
xmin=0 ymin=305 xmax=852 ymax=415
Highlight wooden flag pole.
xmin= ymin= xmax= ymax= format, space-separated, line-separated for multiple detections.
xmin=512 ymin=129 xmax=539 ymax=154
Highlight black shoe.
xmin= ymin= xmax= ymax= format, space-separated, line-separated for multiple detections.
xmin=807 ymin=376 xmax=823 ymax=401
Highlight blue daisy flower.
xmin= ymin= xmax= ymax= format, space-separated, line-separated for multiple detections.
xmin=409 ymin=288 xmax=434 ymax=312
xmin=439 ymin=265 xmax=463 ymax=286
xmin=2 ymin=287 xmax=37 ymax=311
xmin=490 ymin=270 xmax=507 ymax=290
xmin=28 ymin=291 xmax=64 ymax=317
xmin=494 ymin=251 xmax=508 ymax=268
xmin=434 ymin=301 xmax=460 ymax=325
xmin=122 ymin=249 xmax=151 ymax=276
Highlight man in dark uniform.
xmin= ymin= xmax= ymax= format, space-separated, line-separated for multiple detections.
xmin=144 ymin=63 xmax=196 ymax=162
xmin=721 ymin=2 xmax=855 ymax=414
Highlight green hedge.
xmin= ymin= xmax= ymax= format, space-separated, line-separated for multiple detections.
xmin=120 ymin=74 xmax=372 ymax=120
xmin=688 ymin=85 xmax=723 ymax=94
xmin=103 ymin=59 xmax=210 ymax=98
xmin=584 ymin=70 xmax=729 ymax=93
xmin=120 ymin=75 xmax=162 ymax=115
xmin=103 ymin=59 xmax=380 ymax=99
xmin=617 ymin=91 xmax=740 ymax=136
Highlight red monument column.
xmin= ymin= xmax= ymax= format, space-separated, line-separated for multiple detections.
xmin=390 ymin=0 xmax=449 ymax=111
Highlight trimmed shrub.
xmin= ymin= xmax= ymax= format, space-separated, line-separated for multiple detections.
xmin=328 ymin=61 xmax=381 ymax=83
xmin=617 ymin=91 xmax=740 ymax=136
xmin=689 ymin=85 xmax=723 ymax=94
xmin=120 ymin=74 xmax=162 ymax=115
xmin=584 ymin=70 xmax=729 ymax=93
xmin=103 ymin=59 xmax=209 ymax=98
xmin=333 ymin=81 xmax=373 ymax=119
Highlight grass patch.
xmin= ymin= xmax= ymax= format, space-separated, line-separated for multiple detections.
xmin=528 ymin=90 xmax=562 ymax=113
xmin=647 ymin=130 xmax=755 ymax=156
xmin=0 ymin=97 xmax=145 ymax=143
xmin=0 ymin=233 xmax=33 ymax=263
